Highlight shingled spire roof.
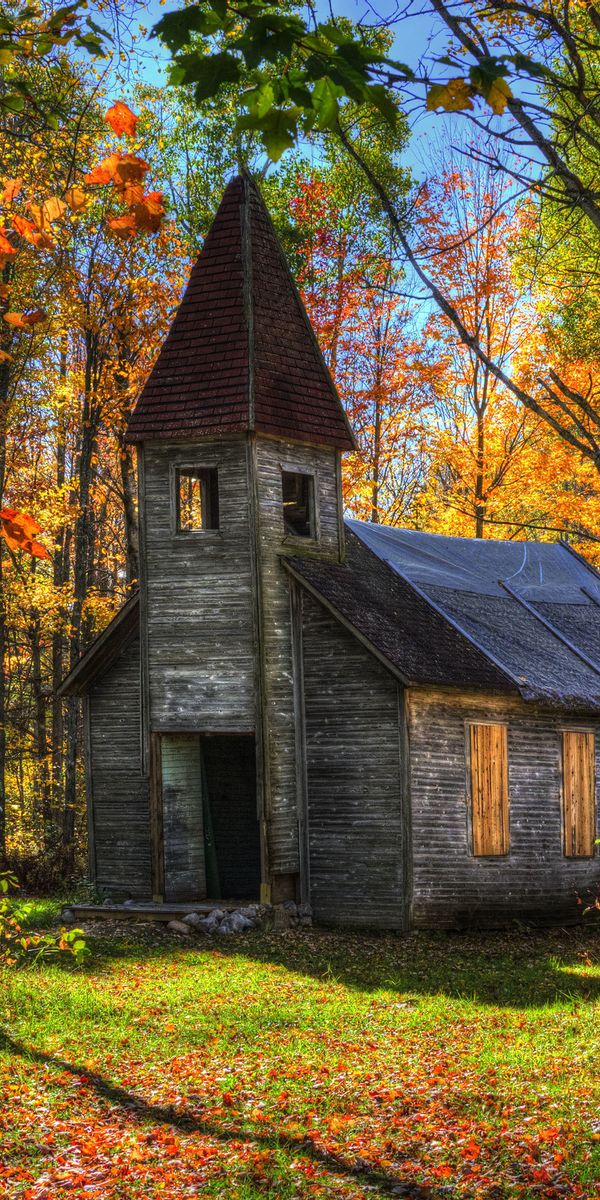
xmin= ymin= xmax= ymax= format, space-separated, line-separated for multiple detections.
xmin=126 ymin=173 xmax=355 ymax=450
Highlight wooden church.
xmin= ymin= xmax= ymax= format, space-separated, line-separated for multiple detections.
xmin=60 ymin=174 xmax=600 ymax=928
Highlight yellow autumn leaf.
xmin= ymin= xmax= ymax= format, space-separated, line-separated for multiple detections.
xmin=486 ymin=76 xmax=513 ymax=115
xmin=426 ymin=78 xmax=474 ymax=113
xmin=41 ymin=196 xmax=67 ymax=224
xmin=64 ymin=186 xmax=88 ymax=212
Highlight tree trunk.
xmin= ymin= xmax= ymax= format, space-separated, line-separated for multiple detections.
xmin=50 ymin=339 xmax=69 ymax=850
xmin=28 ymin=614 xmax=51 ymax=841
xmin=120 ymin=437 xmax=139 ymax=590
xmin=63 ymin=330 xmax=101 ymax=863
xmin=0 ymin=277 xmax=11 ymax=868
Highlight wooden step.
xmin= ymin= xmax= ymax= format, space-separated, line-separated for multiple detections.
xmin=63 ymin=900 xmax=256 ymax=924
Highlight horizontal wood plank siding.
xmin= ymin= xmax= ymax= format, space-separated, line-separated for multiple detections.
xmin=301 ymin=591 xmax=405 ymax=928
xmin=142 ymin=440 xmax=255 ymax=733
xmin=408 ymin=688 xmax=600 ymax=927
xmin=255 ymin=437 xmax=343 ymax=876
xmin=562 ymin=731 xmax=596 ymax=857
xmin=89 ymin=635 xmax=151 ymax=896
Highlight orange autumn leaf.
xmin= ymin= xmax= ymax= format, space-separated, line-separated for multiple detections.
xmin=64 ymin=185 xmax=88 ymax=212
xmin=32 ymin=196 xmax=67 ymax=226
xmin=0 ymin=230 xmax=16 ymax=266
xmin=113 ymin=154 xmax=150 ymax=185
xmin=3 ymin=309 xmax=48 ymax=328
xmin=0 ymin=349 xmax=12 ymax=362
xmin=85 ymin=153 xmax=121 ymax=185
xmin=0 ymin=508 xmax=51 ymax=559
xmin=12 ymin=215 xmax=53 ymax=250
xmin=1 ymin=177 xmax=22 ymax=204
xmin=107 ymin=213 xmax=137 ymax=239
xmin=132 ymin=191 xmax=165 ymax=233
xmin=105 ymin=101 xmax=138 ymax=137
xmin=121 ymin=181 xmax=145 ymax=207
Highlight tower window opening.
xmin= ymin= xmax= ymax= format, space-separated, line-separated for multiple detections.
xmin=282 ymin=471 xmax=314 ymax=539
xmin=176 ymin=467 xmax=219 ymax=532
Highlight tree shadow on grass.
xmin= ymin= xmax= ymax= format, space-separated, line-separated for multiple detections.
xmin=77 ymin=922 xmax=600 ymax=1009
xmin=0 ymin=1028 xmax=432 ymax=1199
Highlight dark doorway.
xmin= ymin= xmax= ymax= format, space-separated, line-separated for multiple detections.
xmin=158 ymin=733 xmax=260 ymax=903
xmin=202 ymin=735 xmax=261 ymax=900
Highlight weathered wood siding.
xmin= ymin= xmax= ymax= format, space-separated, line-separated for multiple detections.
xmin=300 ymin=590 xmax=406 ymax=927
xmin=407 ymin=688 xmax=600 ymax=926
xmin=255 ymin=437 xmax=343 ymax=877
xmin=88 ymin=635 xmax=151 ymax=897
xmin=141 ymin=439 xmax=256 ymax=733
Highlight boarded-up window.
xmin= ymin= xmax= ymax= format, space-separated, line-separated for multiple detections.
xmin=469 ymin=723 xmax=509 ymax=856
xmin=562 ymin=731 xmax=596 ymax=857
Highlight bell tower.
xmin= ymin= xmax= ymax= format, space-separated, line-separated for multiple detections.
xmin=126 ymin=173 xmax=355 ymax=904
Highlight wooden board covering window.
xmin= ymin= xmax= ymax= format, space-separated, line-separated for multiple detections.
xmin=562 ymin=731 xmax=596 ymax=857
xmin=470 ymin=723 xmax=509 ymax=856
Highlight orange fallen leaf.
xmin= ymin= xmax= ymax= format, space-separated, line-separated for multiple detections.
xmin=105 ymin=101 xmax=139 ymax=137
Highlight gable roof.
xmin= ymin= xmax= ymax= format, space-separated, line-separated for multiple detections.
xmin=351 ymin=522 xmax=600 ymax=710
xmin=57 ymin=592 xmax=139 ymax=698
xmin=286 ymin=524 xmax=600 ymax=712
xmin=285 ymin=530 xmax=518 ymax=695
xmin=126 ymin=173 xmax=355 ymax=451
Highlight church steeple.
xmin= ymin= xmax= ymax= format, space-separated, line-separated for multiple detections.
xmin=126 ymin=173 xmax=355 ymax=451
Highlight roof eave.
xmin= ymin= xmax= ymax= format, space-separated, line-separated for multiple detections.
xmin=57 ymin=592 xmax=140 ymax=698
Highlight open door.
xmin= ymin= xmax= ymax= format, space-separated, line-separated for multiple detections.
xmin=160 ymin=734 xmax=207 ymax=901
xmin=151 ymin=733 xmax=261 ymax=902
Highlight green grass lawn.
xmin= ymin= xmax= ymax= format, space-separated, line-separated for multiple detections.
xmin=1 ymin=907 xmax=599 ymax=1199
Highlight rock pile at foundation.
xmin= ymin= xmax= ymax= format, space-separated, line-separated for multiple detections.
xmin=166 ymin=900 xmax=312 ymax=938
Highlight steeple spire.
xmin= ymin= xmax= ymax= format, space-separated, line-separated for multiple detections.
xmin=126 ymin=173 xmax=355 ymax=450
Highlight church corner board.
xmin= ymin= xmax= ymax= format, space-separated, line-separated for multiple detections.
xmin=59 ymin=173 xmax=600 ymax=930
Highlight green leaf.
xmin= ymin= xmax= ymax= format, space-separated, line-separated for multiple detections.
xmin=153 ymin=7 xmax=222 ymax=52
xmin=171 ymin=49 xmax=241 ymax=97
xmin=509 ymin=52 xmax=549 ymax=78
xmin=367 ymin=84 xmax=398 ymax=127
xmin=247 ymin=80 xmax=274 ymax=119
xmin=312 ymin=76 xmax=340 ymax=130
xmin=2 ymin=93 xmax=25 ymax=113
xmin=260 ymin=107 xmax=298 ymax=161
xmin=385 ymin=58 xmax=415 ymax=81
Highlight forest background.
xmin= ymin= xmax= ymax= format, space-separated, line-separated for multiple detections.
xmin=0 ymin=0 xmax=598 ymax=883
